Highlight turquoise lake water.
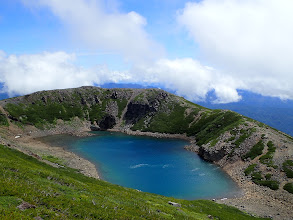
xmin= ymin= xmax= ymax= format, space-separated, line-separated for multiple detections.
xmin=42 ymin=131 xmax=240 ymax=200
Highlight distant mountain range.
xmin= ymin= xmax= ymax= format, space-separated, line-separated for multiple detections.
xmin=198 ymin=91 xmax=293 ymax=137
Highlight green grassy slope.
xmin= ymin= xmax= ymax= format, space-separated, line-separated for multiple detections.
xmin=0 ymin=145 xmax=266 ymax=220
xmin=131 ymin=97 xmax=245 ymax=147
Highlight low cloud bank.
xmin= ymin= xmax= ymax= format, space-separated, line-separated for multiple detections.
xmin=0 ymin=51 xmax=241 ymax=103
xmin=0 ymin=51 xmax=128 ymax=97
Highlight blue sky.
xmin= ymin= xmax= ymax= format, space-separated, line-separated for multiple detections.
xmin=0 ymin=0 xmax=293 ymax=103
xmin=0 ymin=0 xmax=197 ymax=62
xmin=1 ymin=1 xmax=63 ymax=53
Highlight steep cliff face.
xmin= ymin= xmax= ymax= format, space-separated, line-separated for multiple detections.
xmin=99 ymin=115 xmax=116 ymax=130
xmin=124 ymin=102 xmax=155 ymax=124
xmin=124 ymin=91 xmax=167 ymax=124
xmin=0 ymin=86 xmax=293 ymax=196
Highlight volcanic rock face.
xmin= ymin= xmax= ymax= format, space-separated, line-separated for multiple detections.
xmin=198 ymin=146 xmax=227 ymax=162
xmin=99 ymin=115 xmax=116 ymax=130
xmin=123 ymin=91 xmax=168 ymax=125
xmin=124 ymin=102 xmax=155 ymax=124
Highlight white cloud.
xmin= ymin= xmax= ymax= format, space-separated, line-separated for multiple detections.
xmin=0 ymin=51 xmax=130 ymax=96
xmin=0 ymin=50 xmax=241 ymax=103
xmin=22 ymin=0 xmax=164 ymax=63
xmin=131 ymin=58 xmax=241 ymax=103
xmin=177 ymin=0 xmax=293 ymax=100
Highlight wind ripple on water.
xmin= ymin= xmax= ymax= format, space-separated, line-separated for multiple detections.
xmin=191 ymin=168 xmax=200 ymax=172
xmin=130 ymin=164 xmax=150 ymax=169
xmin=130 ymin=164 xmax=173 ymax=169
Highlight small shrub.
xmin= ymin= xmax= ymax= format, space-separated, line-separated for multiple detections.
xmin=240 ymin=129 xmax=246 ymax=134
xmin=267 ymin=141 xmax=276 ymax=151
xmin=230 ymin=130 xmax=238 ymax=136
xmin=250 ymin=172 xmax=279 ymax=190
xmin=255 ymin=180 xmax=279 ymax=190
xmin=283 ymin=160 xmax=293 ymax=178
xmin=284 ymin=183 xmax=293 ymax=194
xmin=251 ymin=172 xmax=263 ymax=181
xmin=234 ymin=132 xmax=252 ymax=148
xmin=260 ymin=141 xmax=278 ymax=168
xmin=244 ymin=164 xmax=257 ymax=176
xmin=265 ymin=174 xmax=272 ymax=180
xmin=228 ymin=136 xmax=236 ymax=142
xmin=243 ymin=141 xmax=264 ymax=160
xmin=259 ymin=154 xmax=272 ymax=163
xmin=0 ymin=114 xmax=8 ymax=126
xmin=245 ymin=169 xmax=279 ymax=190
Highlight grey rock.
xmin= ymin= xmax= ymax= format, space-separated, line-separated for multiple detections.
xmin=17 ymin=201 xmax=36 ymax=211
xmin=168 ymin=201 xmax=181 ymax=207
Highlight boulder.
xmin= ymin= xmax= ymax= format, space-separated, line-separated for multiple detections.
xmin=17 ymin=201 xmax=36 ymax=211
xmin=168 ymin=201 xmax=181 ymax=207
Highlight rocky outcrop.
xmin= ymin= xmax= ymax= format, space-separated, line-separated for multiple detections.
xmin=198 ymin=146 xmax=227 ymax=162
xmin=124 ymin=102 xmax=156 ymax=124
xmin=99 ymin=115 xmax=116 ymax=130
xmin=123 ymin=91 xmax=168 ymax=124
xmin=90 ymin=125 xmax=101 ymax=131
xmin=17 ymin=201 xmax=36 ymax=211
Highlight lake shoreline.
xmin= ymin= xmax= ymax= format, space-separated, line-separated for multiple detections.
xmin=37 ymin=129 xmax=243 ymax=201
xmin=1 ymin=124 xmax=292 ymax=219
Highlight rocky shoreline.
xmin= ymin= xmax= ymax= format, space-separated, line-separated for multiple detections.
xmin=183 ymin=129 xmax=293 ymax=220
xmin=109 ymin=128 xmax=193 ymax=141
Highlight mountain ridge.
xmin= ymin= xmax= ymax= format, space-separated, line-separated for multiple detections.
xmin=1 ymin=83 xmax=292 ymax=136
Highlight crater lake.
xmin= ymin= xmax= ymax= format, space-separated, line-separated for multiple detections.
xmin=41 ymin=131 xmax=240 ymax=200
